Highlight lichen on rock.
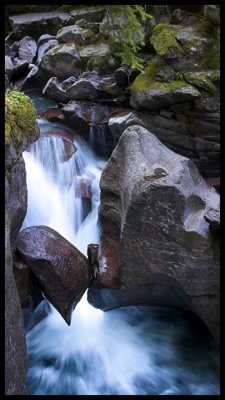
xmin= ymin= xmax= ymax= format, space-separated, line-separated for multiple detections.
xmin=5 ymin=89 xmax=37 ymax=148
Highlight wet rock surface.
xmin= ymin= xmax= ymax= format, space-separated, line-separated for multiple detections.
xmin=16 ymin=226 xmax=91 ymax=325
xmin=5 ymin=94 xmax=39 ymax=395
xmin=99 ymin=125 xmax=220 ymax=342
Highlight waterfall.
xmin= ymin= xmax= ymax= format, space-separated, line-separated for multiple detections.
xmin=23 ymin=119 xmax=220 ymax=395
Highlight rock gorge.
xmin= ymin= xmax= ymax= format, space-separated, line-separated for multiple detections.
xmin=5 ymin=5 xmax=220 ymax=395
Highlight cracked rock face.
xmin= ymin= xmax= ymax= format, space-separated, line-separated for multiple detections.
xmin=99 ymin=125 xmax=220 ymax=342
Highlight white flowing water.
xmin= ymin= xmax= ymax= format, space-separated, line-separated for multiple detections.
xmin=23 ymin=120 xmax=220 ymax=395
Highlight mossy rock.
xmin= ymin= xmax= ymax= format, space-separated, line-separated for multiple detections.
xmin=130 ymin=58 xmax=201 ymax=110
xmin=5 ymin=90 xmax=36 ymax=149
xmin=131 ymin=59 xmax=194 ymax=94
xmin=150 ymin=23 xmax=183 ymax=58
xmin=184 ymin=72 xmax=217 ymax=93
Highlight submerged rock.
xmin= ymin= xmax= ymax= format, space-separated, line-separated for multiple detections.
xmin=16 ymin=226 xmax=91 ymax=325
xmin=99 ymin=125 xmax=220 ymax=342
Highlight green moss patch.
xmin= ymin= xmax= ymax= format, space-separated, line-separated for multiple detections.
xmin=150 ymin=23 xmax=183 ymax=57
xmin=184 ymin=72 xmax=217 ymax=93
xmin=5 ymin=90 xmax=36 ymax=148
xmin=131 ymin=59 xmax=190 ymax=94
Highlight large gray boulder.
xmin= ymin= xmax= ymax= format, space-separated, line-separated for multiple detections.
xmin=107 ymin=109 xmax=220 ymax=179
xmin=78 ymin=43 xmax=119 ymax=74
xmin=16 ymin=226 xmax=91 ymax=325
xmin=9 ymin=11 xmax=74 ymax=39
xmin=98 ymin=125 xmax=220 ymax=342
xmin=39 ymin=42 xmax=82 ymax=79
xmin=56 ymin=24 xmax=93 ymax=45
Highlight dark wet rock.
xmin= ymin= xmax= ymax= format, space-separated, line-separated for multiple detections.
xmin=37 ymin=33 xmax=56 ymax=47
xmin=61 ymin=76 xmax=77 ymax=90
xmin=5 ymin=94 xmax=39 ymax=395
xmin=88 ymin=274 xmax=197 ymax=314
xmin=203 ymin=5 xmax=220 ymax=25
xmin=61 ymin=139 xmax=77 ymax=161
xmin=74 ymin=178 xmax=92 ymax=199
xmin=5 ymin=234 xmax=28 ymax=395
xmin=204 ymin=208 xmax=220 ymax=231
xmin=62 ymin=100 xmax=112 ymax=142
xmin=10 ymin=41 xmax=20 ymax=57
xmin=21 ymin=65 xmax=49 ymax=91
xmin=5 ymin=73 xmax=10 ymax=90
xmin=5 ymin=56 xmax=15 ymax=80
xmin=18 ymin=36 xmax=37 ymax=63
xmin=16 ymin=226 xmax=91 ymax=325
xmin=37 ymin=108 xmax=65 ymax=120
xmin=56 ymin=24 xmax=93 ymax=45
xmin=9 ymin=12 xmax=74 ymax=39
xmin=40 ymin=42 xmax=82 ymax=79
xmin=79 ymin=43 xmax=119 ymax=74
xmin=42 ymin=77 xmax=69 ymax=102
xmin=5 ymin=43 xmax=11 ymax=56
xmin=69 ymin=5 xmax=106 ymax=23
xmin=99 ymin=125 xmax=220 ymax=342
xmin=194 ymin=96 xmax=220 ymax=113
xmin=13 ymin=260 xmax=34 ymax=304
xmin=170 ymin=8 xmax=200 ymax=25
xmin=5 ymin=55 xmax=29 ymax=80
xmin=114 ymin=67 xmax=130 ymax=88
xmin=66 ymin=71 xmax=123 ymax=101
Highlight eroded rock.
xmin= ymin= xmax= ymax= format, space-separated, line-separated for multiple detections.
xmin=99 ymin=125 xmax=220 ymax=342
xmin=16 ymin=226 xmax=91 ymax=325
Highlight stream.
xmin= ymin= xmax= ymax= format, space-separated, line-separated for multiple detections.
xmin=22 ymin=111 xmax=220 ymax=395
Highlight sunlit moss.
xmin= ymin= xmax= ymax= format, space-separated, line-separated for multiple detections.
xmin=5 ymin=90 xmax=36 ymax=148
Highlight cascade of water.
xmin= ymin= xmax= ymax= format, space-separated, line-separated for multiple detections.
xmin=23 ymin=119 xmax=220 ymax=396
